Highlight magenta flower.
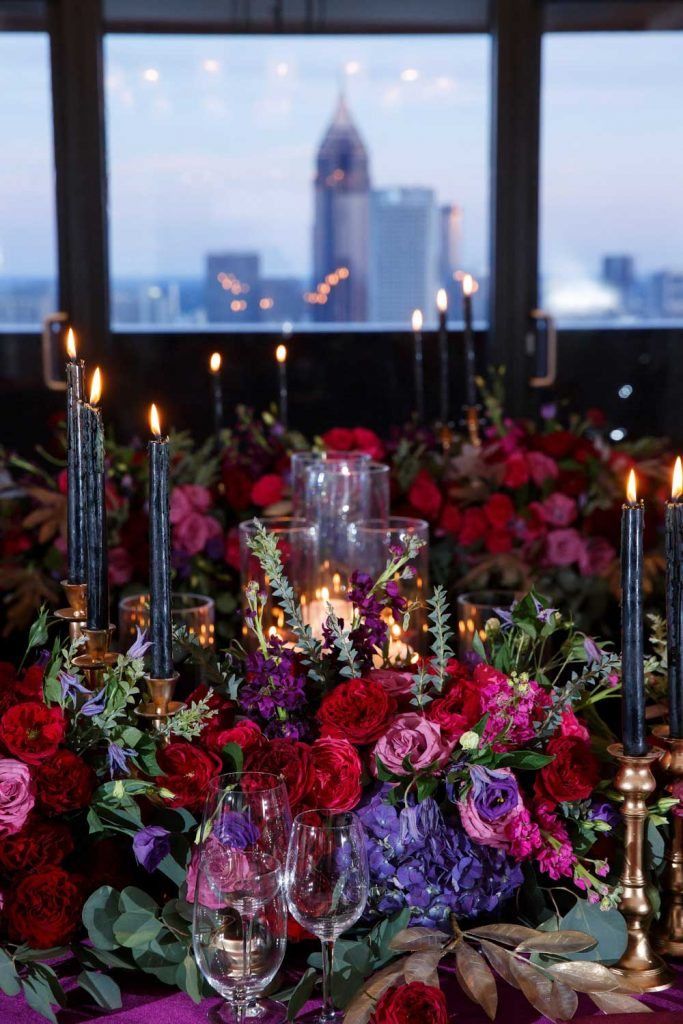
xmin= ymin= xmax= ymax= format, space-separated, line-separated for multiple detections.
xmin=0 ymin=758 xmax=35 ymax=836
xmin=170 ymin=484 xmax=222 ymax=556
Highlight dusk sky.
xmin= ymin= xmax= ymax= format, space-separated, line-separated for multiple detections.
xmin=1 ymin=30 xmax=682 ymax=300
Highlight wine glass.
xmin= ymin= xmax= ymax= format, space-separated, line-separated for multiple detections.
xmin=192 ymin=849 xmax=287 ymax=1024
xmin=195 ymin=772 xmax=292 ymax=1020
xmin=285 ymin=810 xmax=369 ymax=1023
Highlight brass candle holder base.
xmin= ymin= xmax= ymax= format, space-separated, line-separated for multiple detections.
xmin=55 ymin=580 xmax=87 ymax=641
xmin=464 ymin=405 xmax=481 ymax=448
xmin=651 ymin=725 xmax=683 ymax=957
xmin=136 ymin=672 xmax=181 ymax=732
xmin=608 ymin=742 xmax=674 ymax=991
xmin=72 ymin=625 xmax=117 ymax=689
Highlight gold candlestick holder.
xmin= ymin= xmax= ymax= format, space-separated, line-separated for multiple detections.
xmin=55 ymin=580 xmax=87 ymax=641
xmin=465 ymin=405 xmax=481 ymax=448
xmin=72 ymin=625 xmax=117 ymax=690
xmin=608 ymin=742 xmax=673 ymax=990
xmin=136 ymin=673 xmax=181 ymax=732
xmin=651 ymin=725 xmax=683 ymax=957
xmin=439 ymin=423 xmax=454 ymax=455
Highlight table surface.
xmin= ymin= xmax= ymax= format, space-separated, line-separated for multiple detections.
xmin=2 ymin=958 xmax=683 ymax=1024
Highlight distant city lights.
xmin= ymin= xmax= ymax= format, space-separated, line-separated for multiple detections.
xmin=202 ymin=59 xmax=220 ymax=73
xmin=143 ymin=68 xmax=159 ymax=83
xmin=275 ymin=62 xmax=289 ymax=77
xmin=345 ymin=61 xmax=361 ymax=75
xmin=400 ymin=68 xmax=419 ymax=83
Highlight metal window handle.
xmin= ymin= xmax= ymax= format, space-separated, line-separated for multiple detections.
xmin=42 ymin=311 xmax=69 ymax=391
xmin=528 ymin=308 xmax=557 ymax=388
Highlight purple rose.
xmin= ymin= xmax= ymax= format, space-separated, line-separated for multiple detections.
xmin=132 ymin=825 xmax=171 ymax=872
xmin=0 ymin=758 xmax=35 ymax=836
xmin=213 ymin=810 xmax=260 ymax=850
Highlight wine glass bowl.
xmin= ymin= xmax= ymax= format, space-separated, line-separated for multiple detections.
xmin=200 ymin=771 xmax=293 ymax=867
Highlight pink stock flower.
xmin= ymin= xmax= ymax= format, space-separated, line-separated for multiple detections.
xmin=527 ymin=450 xmax=559 ymax=486
xmin=0 ymin=759 xmax=35 ymax=837
xmin=170 ymin=484 xmax=222 ymax=556
xmin=373 ymin=714 xmax=452 ymax=776
xmin=534 ymin=799 xmax=577 ymax=880
xmin=545 ymin=528 xmax=586 ymax=568
xmin=538 ymin=494 xmax=577 ymax=527
xmin=471 ymin=664 xmax=551 ymax=750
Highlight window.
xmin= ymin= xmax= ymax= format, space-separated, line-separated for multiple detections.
xmin=540 ymin=32 xmax=683 ymax=325
xmin=0 ymin=32 xmax=57 ymax=328
xmin=105 ymin=33 xmax=489 ymax=328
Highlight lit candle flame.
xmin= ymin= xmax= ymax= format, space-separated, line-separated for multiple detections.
xmin=276 ymin=343 xmax=287 ymax=363
xmin=627 ymin=468 xmax=638 ymax=504
xmin=209 ymin=352 xmax=221 ymax=373
xmin=411 ymin=309 xmax=423 ymax=332
xmin=673 ymin=457 xmax=683 ymax=500
xmin=89 ymin=367 xmax=102 ymax=405
xmin=462 ymin=273 xmax=474 ymax=297
xmin=391 ymin=622 xmax=402 ymax=639
xmin=149 ymin=403 xmax=162 ymax=437
xmin=436 ymin=288 xmax=448 ymax=313
xmin=66 ymin=327 xmax=77 ymax=360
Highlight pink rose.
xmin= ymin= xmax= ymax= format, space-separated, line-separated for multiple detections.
xmin=538 ymin=493 xmax=577 ymax=527
xmin=373 ymin=714 xmax=452 ymax=776
xmin=367 ymin=669 xmax=414 ymax=698
xmin=170 ymin=484 xmax=222 ymax=556
xmin=527 ymin=451 xmax=559 ymax=486
xmin=558 ymin=709 xmax=590 ymax=742
xmin=185 ymin=836 xmax=251 ymax=909
xmin=578 ymin=537 xmax=616 ymax=577
xmin=545 ymin=528 xmax=586 ymax=568
xmin=108 ymin=546 xmax=133 ymax=586
xmin=0 ymin=759 xmax=35 ymax=837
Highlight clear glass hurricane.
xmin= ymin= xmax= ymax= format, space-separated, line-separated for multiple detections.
xmin=285 ymin=810 xmax=369 ymax=1023
xmin=193 ymin=849 xmax=287 ymax=1024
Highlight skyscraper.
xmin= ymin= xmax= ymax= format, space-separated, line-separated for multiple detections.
xmin=438 ymin=204 xmax=463 ymax=289
xmin=602 ymin=255 xmax=635 ymax=313
xmin=369 ymin=188 xmax=439 ymax=323
xmin=312 ymin=94 xmax=370 ymax=323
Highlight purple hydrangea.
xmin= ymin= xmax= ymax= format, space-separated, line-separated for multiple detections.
xmin=240 ymin=639 xmax=308 ymax=739
xmin=357 ymin=787 xmax=523 ymax=929
xmin=214 ymin=810 xmax=260 ymax=849
xmin=133 ymin=825 xmax=172 ymax=872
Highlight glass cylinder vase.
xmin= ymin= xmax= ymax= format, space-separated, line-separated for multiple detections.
xmin=118 ymin=592 xmax=215 ymax=651
xmin=456 ymin=590 xmax=518 ymax=657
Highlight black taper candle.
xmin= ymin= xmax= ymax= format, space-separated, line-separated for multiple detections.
xmin=462 ymin=276 xmax=477 ymax=408
xmin=149 ymin=405 xmax=173 ymax=679
xmin=209 ymin=352 xmax=223 ymax=437
xmin=65 ymin=329 xmax=86 ymax=583
xmin=411 ymin=309 xmax=425 ymax=424
xmin=276 ymin=344 xmax=288 ymax=431
xmin=437 ymin=290 xmax=449 ymax=423
xmin=667 ymin=457 xmax=683 ymax=738
xmin=82 ymin=370 xmax=108 ymax=630
xmin=621 ymin=470 xmax=647 ymax=756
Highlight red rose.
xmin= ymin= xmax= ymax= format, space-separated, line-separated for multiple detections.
xmin=0 ymin=818 xmax=73 ymax=875
xmin=251 ymin=474 xmax=285 ymax=507
xmin=439 ymin=504 xmax=462 ymax=537
xmin=317 ymin=678 xmax=396 ymax=745
xmin=224 ymin=527 xmax=241 ymax=570
xmin=245 ymin=738 xmax=315 ymax=811
xmin=157 ymin=741 xmax=222 ymax=812
xmin=426 ymin=690 xmax=474 ymax=741
xmin=322 ymin=427 xmax=354 ymax=451
xmin=222 ymin=463 xmax=254 ymax=511
xmin=352 ymin=427 xmax=385 ymax=460
xmin=485 ymin=528 xmax=513 ymax=554
xmin=535 ymin=430 xmax=576 ymax=460
xmin=459 ymin=507 xmax=488 ymax=546
xmin=483 ymin=493 xmax=515 ymax=529
xmin=204 ymin=719 xmax=265 ymax=757
xmin=310 ymin=738 xmax=363 ymax=812
xmin=0 ymin=702 xmax=66 ymax=765
xmin=34 ymin=749 xmax=96 ymax=815
xmin=372 ymin=982 xmax=448 ymax=1024
xmin=502 ymin=450 xmax=529 ymax=488
xmin=13 ymin=665 xmax=45 ymax=702
xmin=535 ymin=736 xmax=600 ymax=804
xmin=6 ymin=866 xmax=82 ymax=948
xmin=407 ymin=470 xmax=442 ymax=522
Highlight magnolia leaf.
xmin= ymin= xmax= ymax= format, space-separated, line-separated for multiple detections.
xmin=403 ymin=949 xmax=443 ymax=988
xmin=454 ymin=942 xmax=498 ymax=1021
xmin=389 ymin=927 xmax=447 ymax=953
xmin=468 ymin=923 xmax=538 ymax=947
xmin=363 ymin=962 xmax=405 ymax=999
xmin=479 ymin=940 xmax=520 ymax=990
xmin=546 ymin=961 xmax=621 ymax=993
xmin=510 ymin=957 xmax=556 ymax=1018
xmin=589 ymin=990 xmax=651 ymax=1014
xmin=546 ymin=979 xmax=579 ymax=1021
xmin=517 ymin=930 xmax=596 ymax=954
xmin=342 ymin=991 xmax=375 ymax=1024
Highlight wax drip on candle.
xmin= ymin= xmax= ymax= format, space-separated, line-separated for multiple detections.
xmin=148 ymin=402 xmax=173 ymax=679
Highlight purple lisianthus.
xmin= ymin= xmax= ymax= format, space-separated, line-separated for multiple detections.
xmin=133 ymin=825 xmax=172 ymax=872
xmin=213 ymin=810 xmax=260 ymax=850
xmin=588 ymin=800 xmax=620 ymax=831
xmin=467 ymin=765 xmax=520 ymax=822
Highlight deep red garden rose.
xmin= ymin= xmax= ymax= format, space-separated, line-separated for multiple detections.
xmin=503 ymin=450 xmax=529 ymax=488
xmin=156 ymin=741 xmax=222 ymax=812
xmin=224 ymin=527 xmax=241 ymax=570
xmin=352 ymin=427 xmax=385 ymax=460
xmin=203 ymin=719 xmax=265 ymax=757
xmin=0 ymin=817 xmax=73 ymax=875
xmin=34 ymin=748 xmax=96 ymax=815
xmin=13 ymin=665 xmax=45 ymax=702
xmin=483 ymin=493 xmax=515 ymax=529
xmin=309 ymin=738 xmax=362 ymax=812
xmin=245 ymin=738 xmax=315 ymax=811
xmin=0 ymin=663 xmax=16 ymax=688
xmin=6 ymin=866 xmax=82 ymax=948
xmin=459 ymin=507 xmax=488 ymax=546
xmin=317 ymin=678 xmax=396 ymax=745
xmin=485 ymin=528 xmax=513 ymax=554
xmin=251 ymin=473 xmax=284 ymax=507
xmin=322 ymin=427 xmax=354 ymax=451
xmin=535 ymin=736 xmax=600 ymax=804
xmin=222 ymin=463 xmax=254 ymax=511
xmin=426 ymin=688 xmax=477 ymax=741
xmin=0 ymin=702 xmax=66 ymax=765
xmin=407 ymin=470 xmax=442 ymax=522
xmin=439 ymin=503 xmax=462 ymax=537
xmin=371 ymin=982 xmax=448 ymax=1024
xmin=535 ymin=430 xmax=577 ymax=460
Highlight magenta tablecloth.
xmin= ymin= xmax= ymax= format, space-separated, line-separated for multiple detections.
xmin=1 ymin=960 xmax=683 ymax=1024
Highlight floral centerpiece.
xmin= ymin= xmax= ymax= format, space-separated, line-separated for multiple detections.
xmin=0 ymin=524 xmax=655 ymax=1022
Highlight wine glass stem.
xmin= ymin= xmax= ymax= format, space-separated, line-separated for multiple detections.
xmin=239 ymin=913 xmax=254 ymax=1023
xmin=320 ymin=938 xmax=335 ymax=1021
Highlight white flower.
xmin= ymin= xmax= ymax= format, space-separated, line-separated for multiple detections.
xmin=459 ymin=730 xmax=480 ymax=751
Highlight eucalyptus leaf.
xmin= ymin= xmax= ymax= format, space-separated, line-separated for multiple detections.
xmin=119 ymin=886 xmax=160 ymax=915
xmin=21 ymin=976 xmax=58 ymax=1024
xmin=82 ymin=885 xmax=120 ymax=950
xmin=559 ymin=900 xmax=627 ymax=964
xmin=77 ymin=971 xmax=122 ymax=1010
xmin=287 ymin=967 xmax=317 ymax=1020
xmin=0 ymin=948 xmax=19 ymax=996
xmin=113 ymin=911 xmax=163 ymax=948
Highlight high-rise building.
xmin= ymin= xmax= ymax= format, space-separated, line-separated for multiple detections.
xmin=312 ymin=94 xmax=370 ymax=323
xmin=438 ymin=204 xmax=463 ymax=289
xmin=205 ymin=253 xmax=260 ymax=323
xmin=650 ymin=271 xmax=683 ymax=319
xmin=602 ymin=255 xmax=635 ymax=312
xmin=258 ymin=277 xmax=305 ymax=323
xmin=369 ymin=187 xmax=439 ymax=324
